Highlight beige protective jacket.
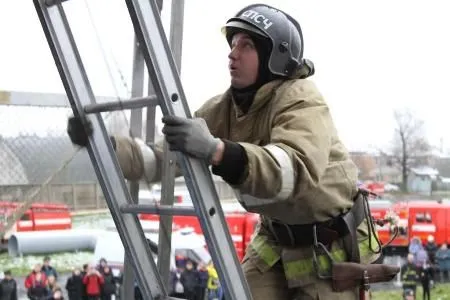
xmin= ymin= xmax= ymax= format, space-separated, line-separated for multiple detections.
xmin=115 ymin=76 xmax=358 ymax=224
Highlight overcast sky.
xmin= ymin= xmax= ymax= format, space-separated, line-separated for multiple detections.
xmin=1 ymin=0 xmax=449 ymax=153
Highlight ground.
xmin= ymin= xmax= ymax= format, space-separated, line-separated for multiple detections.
xmin=371 ymin=283 xmax=450 ymax=300
xmin=0 ymin=251 xmax=93 ymax=276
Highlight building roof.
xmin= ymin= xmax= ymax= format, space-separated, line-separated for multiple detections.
xmin=410 ymin=166 xmax=439 ymax=177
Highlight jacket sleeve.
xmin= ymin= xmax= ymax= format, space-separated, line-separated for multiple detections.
xmin=24 ymin=275 xmax=32 ymax=289
xmin=113 ymin=133 xmax=185 ymax=183
xmin=235 ymin=80 xmax=333 ymax=201
xmin=114 ymin=136 xmax=161 ymax=182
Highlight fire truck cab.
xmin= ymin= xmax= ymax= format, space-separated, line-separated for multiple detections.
xmin=406 ymin=200 xmax=450 ymax=247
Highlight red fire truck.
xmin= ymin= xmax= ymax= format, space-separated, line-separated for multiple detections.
xmin=140 ymin=197 xmax=450 ymax=259
xmin=368 ymin=199 xmax=450 ymax=254
xmin=0 ymin=201 xmax=72 ymax=244
xmin=140 ymin=202 xmax=259 ymax=261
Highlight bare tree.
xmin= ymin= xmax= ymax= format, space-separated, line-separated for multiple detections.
xmin=387 ymin=109 xmax=430 ymax=191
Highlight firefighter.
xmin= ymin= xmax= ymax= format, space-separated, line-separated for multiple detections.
xmin=401 ymin=253 xmax=419 ymax=299
xmin=67 ymin=3 xmax=384 ymax=299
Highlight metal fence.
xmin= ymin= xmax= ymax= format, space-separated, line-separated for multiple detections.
xmin=0 ymin=91 xmax=236 ymax=211
xmin=0 ymin=95 xmax=106 ymax=210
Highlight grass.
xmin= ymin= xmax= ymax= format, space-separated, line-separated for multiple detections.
xmin=371 ymin=283 xmax=450 ymax=300
xmin=0 ymin=251 xmax=94 ymax=276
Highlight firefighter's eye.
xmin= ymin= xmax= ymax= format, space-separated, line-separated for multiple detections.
xmin=243 ymin=41 xmax=255 ymax=49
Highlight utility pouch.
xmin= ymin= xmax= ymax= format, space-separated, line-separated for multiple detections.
xmin=331 ymin=261 xmax=400 ymax=292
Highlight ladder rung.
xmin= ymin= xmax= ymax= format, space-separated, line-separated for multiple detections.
xmin=83 ymin=95 xmax=158 ymax=114
xmin=45 ymin=0 xmax=70 ymax=6
xmin=121 ymin=204 xmax=196 ymax=216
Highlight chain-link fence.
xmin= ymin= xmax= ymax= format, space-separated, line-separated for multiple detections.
xmin=0 ymin=92 xmax=236 ymax=212
xmin=0 ymin=93 xmax=133 ymax=210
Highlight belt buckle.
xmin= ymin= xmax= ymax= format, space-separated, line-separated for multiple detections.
xmin=312 ymin=224 xmax=334 ymax=279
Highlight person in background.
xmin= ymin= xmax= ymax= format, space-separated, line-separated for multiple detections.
xmin=41 ymin=257 xmax=58 ymax=281
xmin=96 ymin=259 xmax=108 ymax=275
xmin=409 ymin=237 xmax=423 ymax=260
xmin=196 ymin=263 xmax=209 ymax=300
xmin=26 ymin=271 xmax=49 ymax=300
xmin=83 ymin=265 xmax=104 ymax=300
xmin=401 ymin=253 xmax=419 ymax=299
xmin=81 ymin=264 xmax=89 ymax=300
xmin=0 ymin=270 xmax=17 ymax=300
xmin=419 ymin=259 xmax=434 ymax=300
xmin=100 ymin=266 xmax=116 ymax=300
xmin=180 ymin=259 xmax=199 ymax=300
xmin=425 ymin=235 xmax=438 ymax=265
xmin=206 ymin=262 xmax=223 ymax=300
xmin=169 ymin=267 xmax=185 ymax=298
xmin=436 ymin=243 xmax=450 ymax=282
xmin=416 ymin=246 xmax=429 ymax=267
xmin=47 ymin=275 xmax=60 ymax=294
xmin=50 ymin=289 xmax=64 ymax=300
xmin=65 ymin=268 xmax=84 ymax=300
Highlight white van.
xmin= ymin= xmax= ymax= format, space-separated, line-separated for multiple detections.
xmin=93 ymin=227 xmax=211 ymax=277
xmin=139 ymin=186 xmax=193 ymax=205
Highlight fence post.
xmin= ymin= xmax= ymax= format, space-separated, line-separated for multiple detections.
xmin=95 ymin=183 xmax=101 ymax=209
xmin=72 ymin=184 xmax=77 ymax=211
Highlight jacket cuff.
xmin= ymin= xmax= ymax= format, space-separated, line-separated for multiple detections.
xmin=212 ymin=139 xmax=248 ymax=185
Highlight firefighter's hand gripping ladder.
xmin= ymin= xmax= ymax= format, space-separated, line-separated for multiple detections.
xmin=33 ymin=0 xmax=253 ymax=299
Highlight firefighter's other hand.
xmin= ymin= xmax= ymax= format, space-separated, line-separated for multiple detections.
xmin=67 ymin=115 xmax=93 ymax=147
xmin=162 ymin=115 xmax=220 ymax=163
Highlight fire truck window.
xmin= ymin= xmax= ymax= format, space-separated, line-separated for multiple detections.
xmin=399 ymin=226 xmax=407 ymax=236
xmin=415 ymin=213 xmax=425 ymax=222
xmin=425 ymin=212 xmax=432 ymax=223
xmin=20 ymin=214 xmax=31 ymax=221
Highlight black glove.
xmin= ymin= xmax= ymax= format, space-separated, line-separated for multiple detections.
xmin=67 ymin=116 xmax=93 ymax=147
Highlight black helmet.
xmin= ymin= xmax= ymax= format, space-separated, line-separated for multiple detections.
xmin=223 ymin=4 xmax=304 ymax=77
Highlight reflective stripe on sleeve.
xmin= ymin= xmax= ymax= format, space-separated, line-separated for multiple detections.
xmin=263 ymin=144 xmax=295 ymax=201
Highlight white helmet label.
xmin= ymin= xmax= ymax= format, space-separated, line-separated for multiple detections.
xmin=241 ymin=10 xmax=273 ymax=30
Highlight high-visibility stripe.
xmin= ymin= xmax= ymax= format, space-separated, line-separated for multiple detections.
xmin=250 ymin=235 xmax=280 ymax=268
xmin=136 ymin=138 xmax=157 ymax=183
xmin=283 ymin=248 xmax=346 ymax=280
xmin=236 ymin=144 xmax=295 ymax=207
xmin=263 ymin=144 xmax=295 ymax=201
xmin=251 ymin=233 xmax=380 ymax=280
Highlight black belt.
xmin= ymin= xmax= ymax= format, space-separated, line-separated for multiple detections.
xmin=266 ymin=191 xmax=366 ymax=255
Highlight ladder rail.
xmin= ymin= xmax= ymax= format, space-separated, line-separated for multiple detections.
xmin=123 ymin=0 xmax=253 ymax=299
xmin=33 ymin=1 xmax=168 ymax=298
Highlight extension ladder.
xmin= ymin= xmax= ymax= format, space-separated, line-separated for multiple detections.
xmin=33 ymin=0 xmax=253 ymax=299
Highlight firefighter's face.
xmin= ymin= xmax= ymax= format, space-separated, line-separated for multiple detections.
xmin=228 ymin=33 xmax=259 ymax=89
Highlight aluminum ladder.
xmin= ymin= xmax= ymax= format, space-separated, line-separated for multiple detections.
xmin=33 ymin=0 xmax=253 ymax=299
